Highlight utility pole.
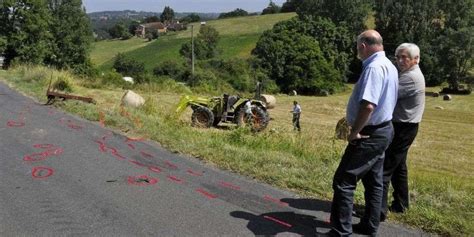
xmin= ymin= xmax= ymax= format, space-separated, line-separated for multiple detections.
xmin=191 ymin=24 xmax=195 ymax=76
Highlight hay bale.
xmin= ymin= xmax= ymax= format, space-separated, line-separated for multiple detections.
xmin=443 ymin=94 xmax=452 ymax=101
xmin=291 ymin=90 xmax=297 ymax=96
xmin=335 ymin=117 xmax=350 ymax=140
xmin=260 ymin=94 xmax=276 ymax=109
xmin=121 ymin=90 xmax=145 ymax=108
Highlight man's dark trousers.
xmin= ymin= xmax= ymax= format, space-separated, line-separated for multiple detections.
xmin=330 ymin=122 xmax=394 ymax=236
xmin=382 ymin=122 xmax=419 ymax=217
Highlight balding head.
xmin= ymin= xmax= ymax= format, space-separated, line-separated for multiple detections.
xmin=356 ymin=30 xmax=384 ymax=60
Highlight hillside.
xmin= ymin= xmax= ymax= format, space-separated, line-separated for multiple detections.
xmin=91 ymin=13 xmax=297 ymax=71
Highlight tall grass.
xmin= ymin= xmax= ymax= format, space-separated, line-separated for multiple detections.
xmin=0 ymin=66 xmax=472 ymax=236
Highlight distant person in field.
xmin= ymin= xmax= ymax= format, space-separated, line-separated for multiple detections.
xmin=322 ymin=30 xmax=398 ymax=237
xmin=244 ymin=100 xmax=253 ymax=124
xmin=291 ymin=101 xmax=301 ymax=131
xmin=381 ymin=43 xmax=425 ymax=221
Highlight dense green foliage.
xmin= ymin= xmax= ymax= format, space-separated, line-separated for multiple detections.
xmin=0 ymin=0 xmax=52 ymax=66
xmin=375 ymin=0 xmax=474 ymax=87
xmin=47 ymin=0 xmax=93 ymax=73
xmin=262 ymin=1 xmax=281 ymax=15
xmin=160 ymin=6 xmax=175 ymax=23
xmin=0 ymin=0 xmax=92 ymax=72
xmin=112 ymin=53 xmax=145 ymax=82
xmin=180 ymin=25 xmax=220 ymax=60
xmin=252 ymin=17 xmax=350 ymax=94
xmin=218 ymin=8 xmax=249 ymax=19
xmin=108 ymin=21 xmax=133 ymax=40
xmin=180 ymin=13 xmax=201 ymax=23
xmin=280 ymin=0 xmax=303 ymax=13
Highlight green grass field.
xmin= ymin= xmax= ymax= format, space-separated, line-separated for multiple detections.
xmin=90 ymin=13 xmax=297 ymax=71
xmin=1 ymin=65 xmax=472 ymax=236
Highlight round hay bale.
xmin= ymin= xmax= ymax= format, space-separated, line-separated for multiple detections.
xmin=260 ymin=94 xmax=276 ymax=109
xmin=291 ymin=90 xmax=297 ymax=96
xmin=443 ymin=94 xmax=452 ymax=101
xmin=121 ymin=90 xmax=145 ymax=108
xmin=335 ymin=117 xmax=350 ymax=140
xmin=433 ymin=92 xmax=440 ymax=97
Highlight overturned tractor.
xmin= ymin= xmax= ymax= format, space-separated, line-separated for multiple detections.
xmin=175 ymin=94 xmax=269 ymax=132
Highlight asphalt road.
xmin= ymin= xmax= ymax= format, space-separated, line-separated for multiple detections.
xmin=0 ymin=82 xmax=429 ymax=236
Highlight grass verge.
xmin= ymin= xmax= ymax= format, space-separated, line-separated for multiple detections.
xmin=0 ymin=65 xmax=472 ymax=236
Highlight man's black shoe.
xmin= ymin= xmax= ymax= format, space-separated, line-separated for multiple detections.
xmin=352 ymin=223 xmax=377 ymax=237
xmin=317 ymin=230 xmax=339 ymax=237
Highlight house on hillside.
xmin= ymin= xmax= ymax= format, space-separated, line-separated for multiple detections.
xmin=135 ymin=22 xmax=167 ymax=38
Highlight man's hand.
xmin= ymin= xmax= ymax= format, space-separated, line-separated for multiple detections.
xmin=348 ymin=131 xmax=370 ymax=144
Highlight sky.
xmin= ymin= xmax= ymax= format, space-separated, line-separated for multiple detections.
xmin=82 ymin=0 xmax=287 ymax=13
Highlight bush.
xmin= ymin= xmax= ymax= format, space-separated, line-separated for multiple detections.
xmin=152 ymin=60 xmax=186 ymax=79
xmin=113 ymin=53 xmax=145 ymax=79
xmin=100 ymin=71 xmax=132 ymax=88
xmin=52 ymin=75 xmax=74 ymax=92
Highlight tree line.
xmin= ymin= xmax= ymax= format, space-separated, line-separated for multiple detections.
xmin=0 ymin=0 xmax=93 ymax=74
xmin=252 ymin=0 xmax=473 ymax=94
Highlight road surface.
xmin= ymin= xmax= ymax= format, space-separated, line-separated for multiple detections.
xmin=0 ymin=82 xmax=428 ymax=236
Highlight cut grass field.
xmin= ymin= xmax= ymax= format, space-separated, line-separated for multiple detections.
xmin=1 ymin=65 xmax=472 ymax=236
xmin=90 ymin=13 xmax=297 ymax=71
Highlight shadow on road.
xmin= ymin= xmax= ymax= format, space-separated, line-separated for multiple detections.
xmin=230 ymin=211 xmax=328 ymax=236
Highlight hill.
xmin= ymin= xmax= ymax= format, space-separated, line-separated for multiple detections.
xmin=90 ymin=13 xmax=297 ymax=71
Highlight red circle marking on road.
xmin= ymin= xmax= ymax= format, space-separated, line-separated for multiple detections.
xmin=43 ymin=148 xmax=64 ymax=156
xmin=32 ymin=167 xmax=54 ymax=179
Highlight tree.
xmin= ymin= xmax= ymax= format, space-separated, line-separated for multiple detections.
xmin=297 ymin=0 xmax=372 ymax=33
xmin=160 ymin=6 xmax=174 ymax=23
xmin=47 ymin=0 xmax=93 ymax=73
xmin=252 ymin=17 xmax=349 ymax=94
xmin=262 ymin=1 xmax=281 ymax=15
xmin=113 ymin=53 xmax=145 ymax=78
xmin=280 ymin=0 xmax=303 ymax=13
xmin=180 ymin=13 xmax=200 ymax=23
xmin=218 ymin=8 xmax=248 ymax=19
xmin=180 ymin=25 xmax=220 ymax=60
xmin=108 ymin=22 xmax=132 ymax=40
xmin=374 ymin=0 xmax=474 ymax=87
xmin=0 ymin=0 xmax=52 ymax=66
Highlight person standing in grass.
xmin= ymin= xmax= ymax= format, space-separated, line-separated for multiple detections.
xmin=381 ymin=43 xmax=425 ymax=221
xmin=321 ymin=30 xmax=398 ymax=237
xmin=291 ymin=101 xmax=301 ymax=131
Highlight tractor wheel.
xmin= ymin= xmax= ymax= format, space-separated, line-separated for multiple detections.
xmin=191 ymin=107 xmax=214 ymax=128
xmin=236 ymin=105 xmax=269 ymax=132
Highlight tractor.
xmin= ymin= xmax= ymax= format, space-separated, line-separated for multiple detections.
xmin=175 ymin=94 xmax=270 ymax=132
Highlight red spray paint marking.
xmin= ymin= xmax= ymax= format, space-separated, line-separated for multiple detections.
xmin=219 ymin=181 xmax=241 ymax=190
xmin=109 ymin=148 xmax=126 ymax=160
xmin=140 ymin=151 xmax=154 ymax=159
xmin=164 ymin=161 xmax=178 ymax=169
xmin=127 ymin=143 xmax=136 ymax=150
xmin=127 ymin=175 xmax=158 ymax=186
xmin=33 ymin=144 xmax=54 ymax=149
xmin=167 ymin=175 xmax=184 ymax=184
xmin=187 ymin=169 xmax=203 ymax=176
xmin=129 ymin=160 xmax=147 ymax=167
xmin=67 ymin=123 xmax=83 ymax=130
xmin=95 ymin=140 xmax=107 ymax=152
xmin=263 ymin=195 xmax=289 ymax=207
xmin=43 ymin=148 xmax=64 ymax=156
xmin=32 ymin=167 xmax=54 ymax=179
xmin=196 ymin=188 xmax=217 ymax=199
xmin=7 ymin=120 xmax=25 ymax=127
xmin=148 ymin=166 xmax=162 ymax=173
xmin=263 ymin=215 xmax=292 ymax=228
xmin=24 ymin=153 xmax=47 ymax=162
